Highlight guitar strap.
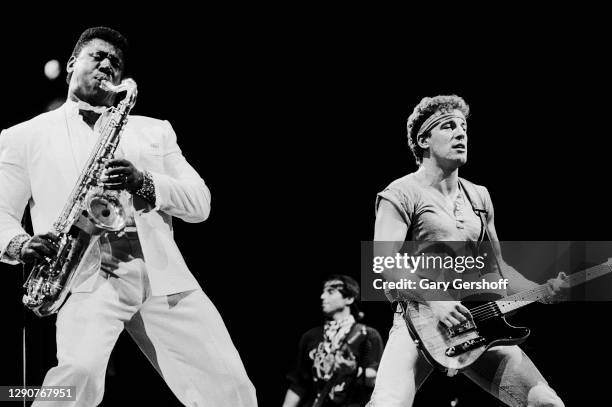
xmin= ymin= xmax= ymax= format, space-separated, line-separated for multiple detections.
xmin=458 ymin=179 xmax=506 ymax=280
xmin=336 ymin=322 xmax=364 ymax=355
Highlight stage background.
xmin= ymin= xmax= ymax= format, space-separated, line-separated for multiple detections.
xmin=1 ymin=11 xmax=610 ymax=406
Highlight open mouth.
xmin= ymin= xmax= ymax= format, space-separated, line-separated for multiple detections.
xmin=453 ymin=144 xmax=466 ymax=150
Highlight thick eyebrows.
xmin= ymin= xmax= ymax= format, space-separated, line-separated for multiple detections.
xmin=103 ymin=50 xmax=122 ymax=67
xmin=452 ymin=118 xmax=467 ymax=127
xmin=90 ymin=47 xmax=123 ymax=68
xmin=439 ymin=118 xmax=457 ymax=127
xmin=438 ymin=117 xmax=467 ymax=130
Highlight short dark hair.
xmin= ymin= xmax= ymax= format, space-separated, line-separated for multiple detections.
xmin=324 ymin=274 xmax=360 ymax=299
xmin=67 ymin=26 xmax=129 ymax=84
xmin=406 ymin=95 xmax=470 ymax=165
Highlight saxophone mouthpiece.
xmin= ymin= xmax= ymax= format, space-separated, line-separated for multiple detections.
xmin=100 ymin=78 xmax=137 ymax=95
xmin=100 ymin=80 xmax=115 ymax=92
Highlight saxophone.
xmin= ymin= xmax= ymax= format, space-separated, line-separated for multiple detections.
xmin=22 ymin=78 xmax=138 ymax=317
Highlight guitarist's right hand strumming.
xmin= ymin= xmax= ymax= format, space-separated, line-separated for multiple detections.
xmin=429 ymin=300 xmax=472 ymax=329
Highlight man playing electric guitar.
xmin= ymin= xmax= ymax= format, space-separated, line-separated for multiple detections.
xmin=367 ymin=95 xmax=566 ymax=407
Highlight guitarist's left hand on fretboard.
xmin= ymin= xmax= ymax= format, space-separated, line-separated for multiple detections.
xmin=542 ymin=271 xmax=570 ymax=302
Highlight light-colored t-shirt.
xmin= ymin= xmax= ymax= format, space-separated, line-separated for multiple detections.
xmin=376 ymin=173 xmax=493 ymax=243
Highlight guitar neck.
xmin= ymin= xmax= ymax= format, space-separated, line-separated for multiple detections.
xmin=495 ymin=261 xmax=612 ymax=314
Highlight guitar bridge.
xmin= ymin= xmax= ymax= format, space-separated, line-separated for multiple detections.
xmin=447 ymin=320 xmax=476 ymax=337
xmin=445 ymin=336 xmax=487 ymax=357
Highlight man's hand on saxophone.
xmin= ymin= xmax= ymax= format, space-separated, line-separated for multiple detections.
xmin=102 ymin=158 xmax=144 ymax=193
xmin=20 ymin=233 xmax=60 ymax=264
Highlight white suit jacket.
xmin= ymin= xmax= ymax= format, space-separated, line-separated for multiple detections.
xmin=0 ymin=102 xmax=210 ymax=295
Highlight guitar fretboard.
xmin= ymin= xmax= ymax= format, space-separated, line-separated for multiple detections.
xmin=495 ymin=261 xmax=612 ymax=314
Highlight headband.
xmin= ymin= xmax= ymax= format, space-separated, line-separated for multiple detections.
xmin=416 ymin=111 xmax=466 ymax=137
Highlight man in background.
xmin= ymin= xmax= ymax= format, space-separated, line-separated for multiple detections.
xmin=283 ymin=275 xmax=383 ymax=407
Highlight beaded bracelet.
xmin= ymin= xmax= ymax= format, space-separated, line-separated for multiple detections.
xmin=134 ymin=171 xmax=156 ymax=205
xmin=5 ymin=233 xmax=31 ymax=263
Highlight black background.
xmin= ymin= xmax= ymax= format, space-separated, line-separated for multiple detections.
xmin=1 ymin=10 xmax=611 ymax=406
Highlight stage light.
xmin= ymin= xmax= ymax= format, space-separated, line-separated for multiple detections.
xmin=44 ymin=59 xmax=61 ymax=80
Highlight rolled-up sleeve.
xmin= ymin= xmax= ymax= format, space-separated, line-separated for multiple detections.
xmin=376 ymin=186 xmax=413 ymax=227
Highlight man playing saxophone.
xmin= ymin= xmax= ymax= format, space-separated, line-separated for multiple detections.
xmin=0 ymin=27 xmax=257 ymax=406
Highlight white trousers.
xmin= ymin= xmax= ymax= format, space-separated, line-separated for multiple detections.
xmin=33 ymin=235 xmax=257 ymax=407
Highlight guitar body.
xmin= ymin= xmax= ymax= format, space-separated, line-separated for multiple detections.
xmin=404 ymin=299 xmax=530 ymax=371
xmin=401 ymin=258 xmax=612 ymax=372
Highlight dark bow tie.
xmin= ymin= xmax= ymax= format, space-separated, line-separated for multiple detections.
xmin=78 ymin=109 xmax=103 ymax=127
xmin=76 ymin=100 xmax=108 ymax=127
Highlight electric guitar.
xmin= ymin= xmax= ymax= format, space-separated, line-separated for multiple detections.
xmin=404 ymin=258 xmax=612 ymax=372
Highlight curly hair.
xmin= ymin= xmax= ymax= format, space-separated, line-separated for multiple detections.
xmin=66 ymin=26 xmax=129 ymax=84
xmin=406 ymin=95 xmax=470 ymax=165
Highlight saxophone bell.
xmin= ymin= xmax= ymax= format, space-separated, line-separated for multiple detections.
xmin=86 ymin=187 xmax=127 ymax=232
